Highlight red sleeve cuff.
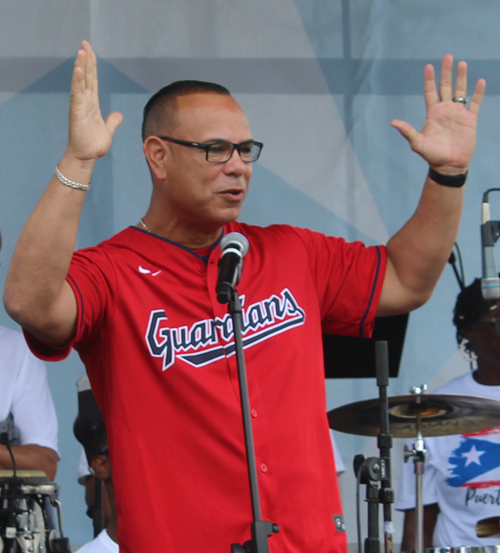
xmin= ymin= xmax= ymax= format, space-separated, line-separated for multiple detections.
xmin=22 ymin=328 xmax=73 ymax=362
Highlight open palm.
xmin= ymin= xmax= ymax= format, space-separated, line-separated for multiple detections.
xmin=392 ymin=55 xmax=485 ymax=174
xmin=66 ymin=41 xmax=123 ymax=163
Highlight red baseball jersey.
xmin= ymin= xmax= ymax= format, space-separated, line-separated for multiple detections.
xmin=26 ymin=221 xmax=386 ymax=553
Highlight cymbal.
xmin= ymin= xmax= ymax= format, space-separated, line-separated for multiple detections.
xmin=328 ymin=394 xmax=500 ymax=437
xmin=476 ymin=516 xmax=500 ymax=538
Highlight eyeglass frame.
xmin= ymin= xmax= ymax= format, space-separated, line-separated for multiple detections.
xmin=157 ymin=136 xmax=263 ymax=163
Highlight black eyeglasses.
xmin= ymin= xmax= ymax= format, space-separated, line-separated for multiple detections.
xmin=158 ymin=137 xmax=263 ymax=163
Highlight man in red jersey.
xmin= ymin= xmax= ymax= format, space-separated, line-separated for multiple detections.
xmin=4 ymin=41 xmax=485 ymax=553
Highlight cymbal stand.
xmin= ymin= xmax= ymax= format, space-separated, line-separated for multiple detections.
xmin=403 ymin=385 xmax=427 ymax=553
xmin=224 ymin=290 xmax=279 ymax=553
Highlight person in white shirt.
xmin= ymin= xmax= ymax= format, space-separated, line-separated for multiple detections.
xmin=0 ymin=231 xmax=58 ymax=480
xmin=396 ymin=278 xmax=500 ymax=549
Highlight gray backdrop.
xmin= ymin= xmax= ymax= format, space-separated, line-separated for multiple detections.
xmin=0 ymin=0 xmax=498 ymax=548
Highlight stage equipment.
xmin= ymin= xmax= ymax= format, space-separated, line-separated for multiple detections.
xmin=330 ymin=389 xmax=500 ymax=553
xmin=216 ymin=235 xmax=279 ymax=553
xmin=477 ymin=517 xmax=500 ymax=538
xmin=448 ymin=247 xmax=465 ymax=291
xmin=323 ymin=313 xmax=408 ymax=379
xmin=402 ymin=547 xmax=500 ymax=553
xmin=480 ymin=188 xmax=500 ymax=300
xmin=0 ymin=435 xmax=70 ymax=553
xmin=328 ymin=392 xmax=500 ymax=438
xmin=352 ymin=342 xmax=394 ymax=553
xmin=216 ymin=232 xmax=249 ymax=304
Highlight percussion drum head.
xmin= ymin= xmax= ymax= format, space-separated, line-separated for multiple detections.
xmin=401 ymin=545 xmax=500 ymax=553
xmin=0 ymin=470 xmax=49 ymax=484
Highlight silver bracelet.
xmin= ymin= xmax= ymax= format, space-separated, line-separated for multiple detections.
xmin=54 ymin=165 xmax=91 ymax=191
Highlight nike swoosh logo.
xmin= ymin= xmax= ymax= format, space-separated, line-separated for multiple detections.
xmin=138 ymin=266 xmax=162 ymax=277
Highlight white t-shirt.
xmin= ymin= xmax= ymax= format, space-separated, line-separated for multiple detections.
xmin=76 ymin=530 xmax=118 ymax=553
xmin=395 ymin=371 xmax=500 ymax=547
xmin=330 ymin=429 xmax=346 ymax=474
xmin=0 ymin=325 xmax=58 ymax=454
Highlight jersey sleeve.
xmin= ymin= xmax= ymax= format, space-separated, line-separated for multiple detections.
xmin=24 ymin=247 xmax=116 ymax=361
xmin=293 ymin=227 xmax=387 ymax=338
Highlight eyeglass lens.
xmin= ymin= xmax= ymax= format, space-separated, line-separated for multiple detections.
xmin=207 ymin=142 xmax=261 ymax=162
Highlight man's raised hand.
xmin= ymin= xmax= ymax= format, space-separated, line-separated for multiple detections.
xmin=66 ymin=40 xmax=123 ymax=164
xmin=391 ymin=54 xmax=486 ymax=175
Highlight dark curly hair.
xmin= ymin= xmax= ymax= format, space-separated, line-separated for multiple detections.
xmin=453 ymin=278 xmax=498 ymax=351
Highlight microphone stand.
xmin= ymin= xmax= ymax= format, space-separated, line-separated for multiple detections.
xmin=223 ymin=290 xmax=279 ymax=553
xmin=375 ymin=342 xmax=394 ymax=553
xmin=353 ymin=341 xmax=393 ymax=553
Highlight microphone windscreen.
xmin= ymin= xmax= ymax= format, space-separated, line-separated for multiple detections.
xmin=221 ymin=232 xmax=249 ymax=256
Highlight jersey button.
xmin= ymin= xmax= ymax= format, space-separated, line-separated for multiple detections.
xmin=251 ymin=409 xmax=258 ymax=418
xmin=261 ymin=463 xmax=268 ymax=473
xmin=198 ymin=264 xmax=206 ymax=273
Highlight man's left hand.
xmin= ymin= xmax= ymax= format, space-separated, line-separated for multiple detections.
xmin=391 ymin=54 xmax=486 ymax=175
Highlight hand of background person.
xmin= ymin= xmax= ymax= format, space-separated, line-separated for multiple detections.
xmin=391 ymin=54 xmax=485 ymax=175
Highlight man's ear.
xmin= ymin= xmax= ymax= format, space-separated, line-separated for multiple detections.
xmin=91 ymin=454 xmax=111 ymax=481
xmin=143 ymin=136 xmax=168 ymax=180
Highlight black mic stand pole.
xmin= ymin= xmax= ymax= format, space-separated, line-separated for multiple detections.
xmin=353 ymin=341 xmax=393 ymax=553
xmin=375 ymin=341 xmax=394 ymax=553
xmin=225 ymin=290 xmax=279 ymax=553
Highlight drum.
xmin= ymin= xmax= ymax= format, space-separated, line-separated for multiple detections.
xmin=402 ymin=549 xmax=452 ymax=553
xmin=401 ymin=545 xmax=500 ymax=553
xmin=0 ymin=471 xmax=68 ymax=553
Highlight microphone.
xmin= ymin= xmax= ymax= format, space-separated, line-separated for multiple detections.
xmin=216 ymin=232 xmax=249 ymax=304
xmin=481 ymin=192 xmax=500 ymax=300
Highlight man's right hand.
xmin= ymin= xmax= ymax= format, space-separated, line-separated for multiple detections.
xmin=4 ymin=40 xmax=122 ymax=346
xmin=65 ymin=40 xmax=123 ymax=166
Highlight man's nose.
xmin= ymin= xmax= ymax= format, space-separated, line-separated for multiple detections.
xmin=223 ymin=147 xmax=247 ymax=173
